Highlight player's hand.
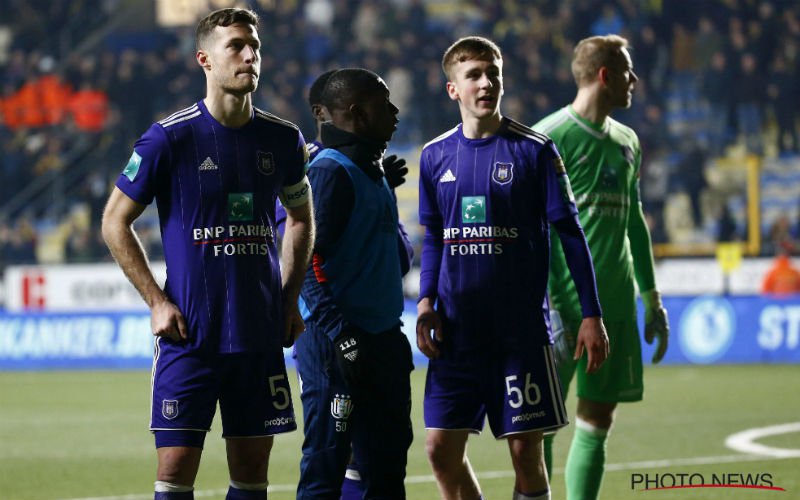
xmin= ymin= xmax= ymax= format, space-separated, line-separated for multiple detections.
xmin=382 ymin=154 xmax=408 ymax=189
xmin=333 ymin=328 xmax=365 ymax=394
xmin=416 ymin=297 xmax=442 ymax=359
xmin=151 ymin=299 xmax=188 ymax=342
xmin=283 ymin=303 xmax=305 ymax=348
xmin=550 ymin=309 xmax=576 ymax=366
xmin=642 ymin=289 xmax=669 ymax=364
xmin=575 ymin=316 xmax=609 ymax=373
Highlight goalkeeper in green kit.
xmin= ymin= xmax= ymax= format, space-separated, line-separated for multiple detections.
xmin=532 ymin=34 xmax=669 ymax=500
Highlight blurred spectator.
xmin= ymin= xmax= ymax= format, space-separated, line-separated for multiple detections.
xmin=761 ymin=251 xmax=800 ymax=295
xmin=734 ymin=52 xmax=765 ymax=154
xmin=701 ymin=50 xmax=734 ymax=155
xmin=766 ymin=214 xmax=797 ymax=256
xmin=717 ymin=201 xmax=740 ymax=242
xmin=766 ymin=54 xmax=798 ymax=157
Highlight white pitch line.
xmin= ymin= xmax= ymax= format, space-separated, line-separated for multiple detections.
xmin=725 ymin=421 xmax=800 ymax=458
xmin=56 ymin=452 xmax=798 ymax=500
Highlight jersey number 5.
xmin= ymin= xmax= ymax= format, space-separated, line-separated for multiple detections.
xmin=505 ymin=373 xmax=541 ymax=409
xmin=269 ymin=374 xmax=291 ymax=410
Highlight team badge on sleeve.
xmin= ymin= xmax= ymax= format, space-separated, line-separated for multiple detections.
xmin=492 ymin=162 xmax=514 ymax=185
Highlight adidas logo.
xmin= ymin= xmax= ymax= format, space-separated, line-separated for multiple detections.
xmin=198 ymin=157 xmax=218 ymax=171
xmin=440 ymin=169 xmax=456 ymax=183
xmin=344 ymin=351 xmax=358 ymax=362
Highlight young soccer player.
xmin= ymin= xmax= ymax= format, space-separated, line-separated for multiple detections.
xmin=532 ymin=34 xmax=670 ymax=500
xmin=102 ymin=8 xmax=314 ymax=499
xmin=416 ymin=36 xmax=609 ymax=500
xmin=296 ymin=68 xmax=414 ymax=499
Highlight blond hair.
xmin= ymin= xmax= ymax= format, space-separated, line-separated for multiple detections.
xmin=571 ymin=35 xmax=629 ymax=86
xmin=441 ymin=36 xmax=502 ymax=80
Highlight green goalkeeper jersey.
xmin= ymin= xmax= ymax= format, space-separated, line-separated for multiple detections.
xmin=533 ymin=105 xmax=656 ymax=322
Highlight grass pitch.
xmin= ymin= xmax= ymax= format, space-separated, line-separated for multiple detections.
xmin=1 ymin=364 xmax=799 ymax=500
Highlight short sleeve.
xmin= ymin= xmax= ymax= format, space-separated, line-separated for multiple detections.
xmin=115 ymin=123 xmax=169 ymax=205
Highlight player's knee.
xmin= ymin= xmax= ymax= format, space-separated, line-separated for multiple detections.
xmin=156 ymin=448 xmax=201 ymax=485
xmin=425 ymin=434 xmax=460 ymax=475
xmin=577 ymin=399 xmax=616 ymax=430
xmin=508 ymin=434 xmax=544 ymax=468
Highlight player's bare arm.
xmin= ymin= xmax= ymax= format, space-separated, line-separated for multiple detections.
xmin=574 ymin=316 xmax=609 ymax=373
xmin=281 ymin=189 xmax=314 ymax=346
xmin=416 ymin=296 xmax=442 ymax=359
xmin=101 ymin=187 xmax=187 ymax=341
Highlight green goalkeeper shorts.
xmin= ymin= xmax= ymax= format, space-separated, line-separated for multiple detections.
xmin=557 ymin=315 xmax=644 ymax=403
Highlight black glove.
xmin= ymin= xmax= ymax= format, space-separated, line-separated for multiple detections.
xmin=333 ymin=329 xmax=365 ymax=393
xmin=382 ymin=154 xmax=408 ymax=189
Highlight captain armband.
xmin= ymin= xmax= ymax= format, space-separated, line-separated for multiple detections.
xmin=278 ymin=177 xmax=311 ymax=208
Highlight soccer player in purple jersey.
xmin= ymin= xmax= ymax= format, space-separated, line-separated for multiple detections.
xmin=101 ymin=8 xmax=314 ymax=500
xmin=416 ymin=36 xmax=609 ymax=500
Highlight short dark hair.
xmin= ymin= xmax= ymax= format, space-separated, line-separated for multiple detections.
xmin=321 ymin=68 xmax=387 ymax=112
xmin=196 ymin=8 xmax=259 ymax=50
xmin=308 ymin=69 xmax=338 ymax=107
xmin=442 ymin=36 xmax=502 ymax=80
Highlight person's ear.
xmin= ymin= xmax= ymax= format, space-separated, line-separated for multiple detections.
xmin=446 ymin=81 xmax=459 ymax=102
xmin=598 ymin=67 xmax=609 ymax=85
xmin=197 ymin=50 xmax=210 ymax=70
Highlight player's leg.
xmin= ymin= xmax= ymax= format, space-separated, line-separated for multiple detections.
xmin=350 ymin=327 xmax=413 ymax=498
xmin=151 ymin=340 xmax=217 ymax=499
xmin=219 ymin=351 xmax=298 ymax=500
xmin=423 ymin=355 xmax=488 ymax=500
xmin=294 ymin=322 xmax=352 ymax=499
xmin=225 ymin=436 xmax=274 ymax=499
xmin=564 ymin=398 xmax=616 ymax=500
xmin=564 ymin=319 xmax=642 ymax=500
xmin=489 ymin=345 xmax=567 ymax=500
xmin=507 ymin=432 xmax=551 ymax=500
xmin=426 ymin=429 xmax=481 ymax=500
xmin=155 ymin=444 xmax=203 ymax=499
xmin=543 ymin=318 xmax=579 ymax=479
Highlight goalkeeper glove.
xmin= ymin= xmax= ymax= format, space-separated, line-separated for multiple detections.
xmin=550 ymin=309 xmax=576 ymax=366
xmin=333 ymin=328 xmax=365 ymax=394
xmin=382 ymin=154 xmax=408 ymax=189
xmin=642 ymin=289 xmax=669 ymax=364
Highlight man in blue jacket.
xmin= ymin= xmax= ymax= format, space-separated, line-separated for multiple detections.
xmin=295 ymin=68 xmax=414 ymax=500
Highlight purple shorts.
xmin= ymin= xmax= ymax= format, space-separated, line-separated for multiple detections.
xmin=150 ymin=338 xmax=296 ymax=446
xmin=424 ymin=344 xmax=568 ymax=438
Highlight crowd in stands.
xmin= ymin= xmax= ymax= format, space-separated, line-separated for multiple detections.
xmin=0 ymin=0 xmax=799 ymax=271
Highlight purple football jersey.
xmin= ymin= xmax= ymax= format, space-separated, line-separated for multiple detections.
xmin=116 ymin=101 xmax=307 ymax=353
xmin=418 ymin=118 xmax=578 ymax=351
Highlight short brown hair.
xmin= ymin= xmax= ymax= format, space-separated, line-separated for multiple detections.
xmin=441 ymin=36 xmax=502 ymax=80
xmin=571 ymin=34 xmax=629 ymax=86
xmin=196 ymin=8 xmax=259 ymax=50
